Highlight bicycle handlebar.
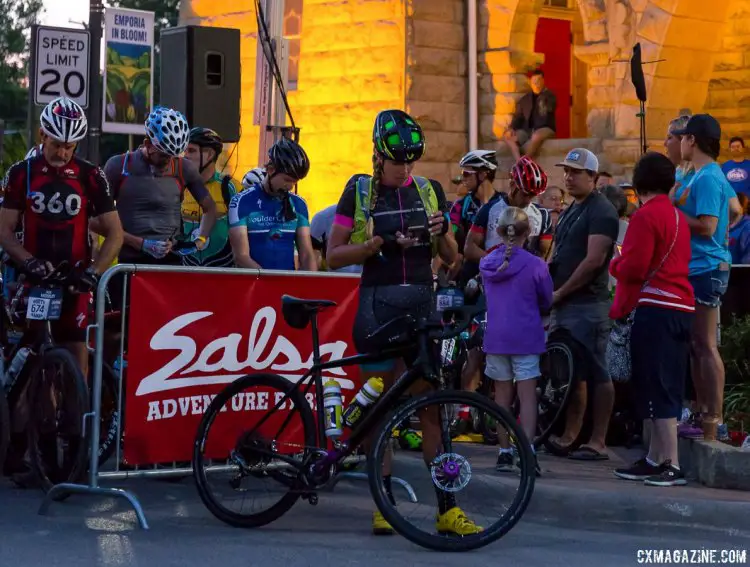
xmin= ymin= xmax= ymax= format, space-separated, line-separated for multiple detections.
xmin=22 ymin=261 xmax=77 ymax=286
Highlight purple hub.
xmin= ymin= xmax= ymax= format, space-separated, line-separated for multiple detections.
xmin=442 ymin=460 xmax=461 ymax=480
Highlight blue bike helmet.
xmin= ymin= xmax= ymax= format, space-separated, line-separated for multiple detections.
xmin=145 ymin=106 xmax=190 ymax=156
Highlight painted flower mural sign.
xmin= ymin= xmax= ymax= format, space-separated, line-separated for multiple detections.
xmin=102 ymin=7 xmax=155 ymax=135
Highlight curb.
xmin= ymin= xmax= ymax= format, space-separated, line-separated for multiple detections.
xmin=524 ymin=477 xmax=750 ymax=537
xmin=680 ymin=438 xmax=750 ymax=491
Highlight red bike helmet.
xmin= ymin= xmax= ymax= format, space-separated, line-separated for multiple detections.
xmin=510 ymin=156 xmax=548 ymax=196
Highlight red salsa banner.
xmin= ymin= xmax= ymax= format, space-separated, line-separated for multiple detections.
xmin=123 ymin=270 xmax=362 ymax=465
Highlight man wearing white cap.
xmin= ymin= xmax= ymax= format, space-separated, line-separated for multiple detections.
xmin=546 ymin=148 xmax=620 ymax=461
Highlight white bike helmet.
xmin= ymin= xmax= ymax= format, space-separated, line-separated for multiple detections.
xmin=39 ymin=97 xmax=88 ymax=143
xmin=25 ymin=144 xmax=43 ymax=160
xmin=144 ymin=106 xmax=190 ymax=157
xmin=242 ymin=167 xmax=267 ymax=189
xmin=459 ymin=149 xmax=498 ymax=171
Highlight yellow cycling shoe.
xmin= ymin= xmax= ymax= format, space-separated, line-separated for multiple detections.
xmin=436 ymin=507 xmax=483 ymax=536
xmin=372 ymin=510 xmax=394 ymax=535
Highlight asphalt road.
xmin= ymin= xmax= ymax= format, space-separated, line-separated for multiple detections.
xmin=1 ymin=471 xmax=749 ymax=567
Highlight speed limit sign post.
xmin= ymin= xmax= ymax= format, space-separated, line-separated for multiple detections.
xmin=34 ymin=25 xmax=91 ymax=108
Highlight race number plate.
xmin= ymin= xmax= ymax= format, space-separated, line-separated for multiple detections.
xmin=436 ymin=287 xmax=464 ymax=313
xmin=26 ymin=287 xmax=63 ymax=321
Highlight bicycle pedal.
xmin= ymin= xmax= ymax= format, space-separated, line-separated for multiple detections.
xmin=303 ymin=492 xmax=319 ymax=506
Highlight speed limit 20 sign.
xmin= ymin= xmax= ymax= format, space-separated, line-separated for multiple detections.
xmin=34 ymin=26 xmax=91 ymax=108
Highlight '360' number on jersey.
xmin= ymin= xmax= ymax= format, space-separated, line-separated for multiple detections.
xmin=30 ymin=191 xmax=82 ymax=217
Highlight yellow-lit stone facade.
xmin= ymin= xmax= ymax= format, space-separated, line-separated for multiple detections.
xmin=182 ymin=0 xmax=750 ymax=214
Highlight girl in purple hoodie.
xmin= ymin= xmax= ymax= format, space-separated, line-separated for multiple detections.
xmin=479 ymin=207 xmax=554 ymax=475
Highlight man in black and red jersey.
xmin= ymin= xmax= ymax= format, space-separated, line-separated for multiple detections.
xmin=0 ymin=97 xmax=123 ymax=377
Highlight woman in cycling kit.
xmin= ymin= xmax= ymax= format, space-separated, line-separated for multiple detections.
xmin=327 ymin=110 xmax=484 ymax=537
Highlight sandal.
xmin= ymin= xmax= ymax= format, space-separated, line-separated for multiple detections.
xmin=568 ymin=446 xmax=609 ymax=461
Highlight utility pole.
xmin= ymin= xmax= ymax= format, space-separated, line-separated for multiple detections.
xmin=87 ymin=0 xmax=105 ymax=165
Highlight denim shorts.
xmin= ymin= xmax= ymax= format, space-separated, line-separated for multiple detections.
xmin=689 ymin=266 xmax=730 ymax=308
xmin=485 ymin=354 xmax=541 ymax=382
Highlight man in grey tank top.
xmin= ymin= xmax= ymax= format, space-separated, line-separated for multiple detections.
xmin=102 ymin=107 xmax=216 ymax=265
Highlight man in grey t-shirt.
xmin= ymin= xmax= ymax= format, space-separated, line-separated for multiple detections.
xmin=548 ymin=148 xmax=619 ymax=461
xmin=310 ymin=204 xmax=361 ymax=274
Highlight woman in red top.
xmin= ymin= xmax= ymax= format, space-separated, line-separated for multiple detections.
xmin=610 ymin=152 xmax=695 ymax=487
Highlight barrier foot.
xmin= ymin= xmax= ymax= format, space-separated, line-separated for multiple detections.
xmin=332 ymin=472 xmax=418 ymax=503
xmin=38 ymin=483 xmax=150 ymax=530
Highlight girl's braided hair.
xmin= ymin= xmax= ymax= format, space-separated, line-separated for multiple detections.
xmin=366 ymin=151 xmax=384 ymax=239
xmin=495 ymin=206 xmax=530 ymax=272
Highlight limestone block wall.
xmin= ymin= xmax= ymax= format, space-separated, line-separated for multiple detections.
xmin=405 ymin=0 xmax=467 ymax=194
xmin=182 ymin=0 xmax=407 ymax=216
xmin=180 ymin=1 xmax=260 ymax=185
xmin=704 ymin=0 xmax=750 ymax=157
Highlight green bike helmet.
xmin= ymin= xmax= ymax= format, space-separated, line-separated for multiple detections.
xmin=373 ymin=109 xmax=425 ymax=163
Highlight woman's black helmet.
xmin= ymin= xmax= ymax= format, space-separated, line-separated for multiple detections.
xmin=268 ymin=137 xmax=310 ymax=180
xmin=373 ymin=109 xmax=425 ymax=163
xmin=189 ymin=127 xmax=224 ymax=157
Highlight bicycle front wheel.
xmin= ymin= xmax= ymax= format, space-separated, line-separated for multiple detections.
xmin=368 ymin=390 xmax=535 ymax=552
xmin=193 ymin=372 xmax=317 ymax=528
xmin=27 ymin=348 xmax=90 ymax=494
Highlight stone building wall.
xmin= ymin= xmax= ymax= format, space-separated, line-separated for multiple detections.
xmin=704 ymin=0 xmax=750 ymax=157
xmin=405 ymin=0 xmax=467 ymax=194
xmin=181 ymin=0 xmax=407 ymax=215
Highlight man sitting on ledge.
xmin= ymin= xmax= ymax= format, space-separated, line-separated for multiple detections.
xmin=504 ymin=69 xmax=556 ymax=161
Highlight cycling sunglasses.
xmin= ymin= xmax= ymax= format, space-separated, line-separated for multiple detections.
xmin=53 ymin=105 xmax=83 ymax=120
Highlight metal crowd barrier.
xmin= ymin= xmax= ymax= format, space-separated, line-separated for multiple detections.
xmin=38 ymin=264 xmax=418 ymax=529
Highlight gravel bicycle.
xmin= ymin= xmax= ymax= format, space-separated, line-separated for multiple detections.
xmin=0 ymin=262 xmax=90 ymax=492
xmin=193 ymin=295 xmax=535 ymax=552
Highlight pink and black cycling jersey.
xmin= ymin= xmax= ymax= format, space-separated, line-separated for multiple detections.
xmin=333 ymin=173 xmax=448 ymax=287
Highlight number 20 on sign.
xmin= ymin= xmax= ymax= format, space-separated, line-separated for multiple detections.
xmin=34 ymin=26 xmax=91 ymax=108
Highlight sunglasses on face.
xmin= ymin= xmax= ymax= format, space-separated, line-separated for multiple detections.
xmin=462 ymin=170 xmax=478 ymax=178
xmin=53 ymin=106 xmax=82 ymax=120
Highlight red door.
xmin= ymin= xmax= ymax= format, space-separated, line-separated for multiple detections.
xmin=534 ymin=18 xmax=571 ymax=139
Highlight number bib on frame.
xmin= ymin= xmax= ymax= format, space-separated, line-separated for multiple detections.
xmin=26 ymin=287 xmax=63 ymax=321
xmin=436 ymin=287 xmax=464 ymax=312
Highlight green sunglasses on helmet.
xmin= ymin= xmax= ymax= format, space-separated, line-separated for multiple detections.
xmin=373 ymin=109 xmax=425 ymax=163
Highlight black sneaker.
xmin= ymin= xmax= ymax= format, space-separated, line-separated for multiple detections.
xmin=644 ymin=461 xmax=686 ymax=487
xmin=495 ymin=452 xmax=515 ymax=472
xmin=614 ymin=458 xmax=663 ymax=481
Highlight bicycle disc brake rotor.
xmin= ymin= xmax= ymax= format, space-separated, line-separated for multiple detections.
xmin=430 ymin=452 xmax=472 ymax=492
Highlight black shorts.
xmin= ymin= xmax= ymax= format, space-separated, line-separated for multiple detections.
xmin=631 ymin=306 xmax=693 ymax=420
xmin=353 ymin=284 xmax=433 ymax=366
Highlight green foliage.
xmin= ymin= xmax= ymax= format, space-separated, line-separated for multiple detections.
xmin=720 ymin=315 xmax=750 ymax=425
xmin=0 ymin=0 xmax=44 ymax=171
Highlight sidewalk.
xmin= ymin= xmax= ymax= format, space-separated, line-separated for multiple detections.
xmin=526 ymin=445 xmax=750 ymax=536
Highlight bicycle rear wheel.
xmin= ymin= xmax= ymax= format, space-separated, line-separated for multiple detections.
xmin=193 ymin=372 xmax=317 ymax=528
xmin=368 ymin=390 xmax=535 ymax=552
xmin=27 ymin=348 xmax=90 ymax=494
xmin=94 ymin=359 xmax=120 ymax=467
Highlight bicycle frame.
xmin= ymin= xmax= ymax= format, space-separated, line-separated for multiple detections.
xmin=244 ymin=312 xmax=441 ymax=476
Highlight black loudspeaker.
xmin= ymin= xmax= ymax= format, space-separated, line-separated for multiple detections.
xmin=160 ymin=26 xmax=241 ymax=142
xmin=630 ymin=43 xmax=647 ymax=103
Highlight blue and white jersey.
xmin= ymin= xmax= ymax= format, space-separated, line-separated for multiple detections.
xmin=228 ymin=184 xmax=310 ymax=270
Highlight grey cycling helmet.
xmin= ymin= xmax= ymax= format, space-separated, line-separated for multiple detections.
xmin=242 ymin=167 xmax=267 ymax=189
xmin=459 ymin=149 xmax=498 ymax=171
